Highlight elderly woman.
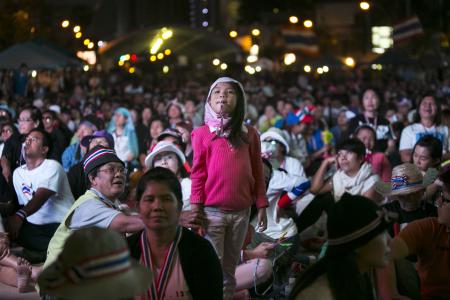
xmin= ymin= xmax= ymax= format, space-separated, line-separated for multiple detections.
xmin=128 ymin=167 xmax=223 ymax=300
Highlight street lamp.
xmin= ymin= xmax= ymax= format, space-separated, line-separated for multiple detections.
xmin=345 ymin=57 xmax=356 ymax=67
xmin=289 ymin=16 xmax=299 ymax=24
xmin=61 ymin=20 xmax=69 ymax=28
xmin=303 ymin=20 xmax=313 ymax=28
xmin=229 ymin=30 xmax=238 ymax=38
xmin=360 ymin=1 xmax=370 ymax=10
xmin=73 ymin=25 xmax=81 ymax=33
xmin=251 ymin=28 xmax=260 ymax=36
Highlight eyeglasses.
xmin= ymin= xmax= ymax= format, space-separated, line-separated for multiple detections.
xmin=24 ymin=136 xmax=41 ymax=143
xmin=1 ymin=128 xmax=12 ymax=134
xmin=98 ymin=166 xmax=126 ymax=175
xmin=435 ymin=190 xmax=450 ymax=208
xmin=18 ymin=118 xmax=33 ymax=123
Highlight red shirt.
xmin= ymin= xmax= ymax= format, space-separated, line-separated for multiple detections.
xmin=190 ymin=125 xmax=268 ymax=211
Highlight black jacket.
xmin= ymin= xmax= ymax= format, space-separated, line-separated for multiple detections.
xmin=128 ymin=227 xmax=223 ymax=300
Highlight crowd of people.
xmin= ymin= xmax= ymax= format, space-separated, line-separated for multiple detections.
xmin=0 ymin=63 xmax=449 ymax=299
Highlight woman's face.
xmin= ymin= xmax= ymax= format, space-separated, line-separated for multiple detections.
xmin=138 ymin=181 xmax=180 ymax=231
xmin=412 ymin=145 xmax=437 ymax=172
xmin=150 ymin=120 xmax=164 ymax=139
xmin=1 ymin=124 xmax=13 ymax=141
xmin=18 ymin=110 xmax=38 ymax=135
xmin=153 ymin=151 xmax=180 ymax=175
xmin=114 ymin=112 xmax=127 ymax=127
xmin=337 ymin=149 xmax=363 ymax=174
xmin=141 ymin=108 xmax=152 ymax=122
xmin=419 ymin=96 xmax=437 ymax=121
xmin=362 ymin=90 xmax=379 ymax=113
xmin=168 ymin=105 xmax=182 ymax=119
xmin=356 ymin=128 xmax=375 ymax=151
xmin=356 ymin=231 xmax=390 ymax=270
xmin=264 ymin=105 xmax=276 ymax=119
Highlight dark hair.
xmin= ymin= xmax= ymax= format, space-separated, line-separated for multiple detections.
xmin=360 ymin=88 xmax=382 ymax=109
xmin=222 ymin=82 xmax=247 ymax=148
xmin=354 ymin=125 xmax=376 ymax=139
xmin=135 ymin=167 xmax=183 ymax=210
xmin=411 ymin=135 xmax=443 ymax=166
xmin=289 ymin=254 xmax=375 ymax=300
xmin=337 ymin=138 xmax=366 ymax=159
xmin=414 ymin=93 xmax=441 ymax=125
xmin=20 ymin=106 xmax=43 ymax=129
xmin=27 ymin=128 xmax=52 ymax=157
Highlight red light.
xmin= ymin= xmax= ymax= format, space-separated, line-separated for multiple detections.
xmin=131 ymin=54 xmax=137 ymax=62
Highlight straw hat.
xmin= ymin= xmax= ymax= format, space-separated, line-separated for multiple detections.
xmin=375 ymin=163 xmax=437 ymax=196
xmin=38 ymin=227 xmax=152 ymax=300
xmin=145 ymin=141 xmax=186 ymax=168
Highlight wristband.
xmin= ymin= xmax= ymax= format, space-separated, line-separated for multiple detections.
xmin=15 ymin=209 xmax=27 ymax=220
xmin=278 ymin=193 xmax=292 ymax=209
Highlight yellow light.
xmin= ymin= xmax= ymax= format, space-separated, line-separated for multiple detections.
xmin=255 ymin=66 xmax=262 ymax=72
xmin=220 ymin=63 xmax=228 ymax=70
xmin=87 ymin=42 xmax=94 ymax=49
xmin=345 ymin=57 xmax=355 ymax=67
xmin=360 ymin=1 xmax=370 ymax=10
xmin=118 ymin=61 xmax=124 ymax=66
xmin=150 ymin=38 xmax=163 ymax=54
xmin=303 ymin=20 xmax=313 ymax=28
xmin=75 ymin=32 xmax=82 ymax=39
xmin=150 ymin=55 xmax=157 ymax=62
xmin=164 ymin=49 xmax=171 ymax=55
xmin=245 ymin=65 xmax=255 ymax=75
xmin=284 ymin=53 xmax=296 ymax=65
xmin=247 ymin=55 xmax=258 ymax=63
xmin=162 ymin=30 xmax=173 ymax=40
xmin=229 ymin=30 xmax=238 ymax=38
xmin=73 ymin=26 xmax=81 ymax=33
xmin=317 ymin=67 xmax=324 ymax=74
xmin=163 ymin=66 xmax=169 ymax=74
xmin=289 ymin=16 xmax=298 ymax=24
xmin=129 ymin=67 xmax=135 ymax=74
xmin=83 ymin=65 xmax=89 ymax=72
xmin=212 ymin=58 xmax=220 ymax=66
xmin=304 ymin=65 xmax=311 ymax=72
xmin=61 ymin=20 xmax=69 ymax=28
xmin=31 ymin=70 xmax=37 ymax=78
xmin=157 ymin=53 xmax=164 ymax=60
xmin=250 ymin=44 xmax=259 ymax=56
xmin=251 ymin=28 xmax=260 ymax=36
xmin=83 ymin=39 xmax=90 ymax=46
xmin=323 ymin=66 xmax=329 ymax=72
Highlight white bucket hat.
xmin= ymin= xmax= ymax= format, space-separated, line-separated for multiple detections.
xmin=145 ymin=141 xmax=186 ymax=168
xmin=38 ymin=227 xmax=152 ymax=300
xmin=260 ymin=128 xmax=290 ymax=153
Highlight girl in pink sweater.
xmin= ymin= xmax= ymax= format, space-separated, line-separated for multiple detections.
xmin=190 ymin=77 xmax=268 ymax=300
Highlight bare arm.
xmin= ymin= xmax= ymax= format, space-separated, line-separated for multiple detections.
xmin=310 ymin=156 xmax=335 ymax=195
xmin=109 ymin=213 xmax=145 ymax=233
xmin=363 ymin=186 xmax=384 ymax=205
xmin=21 ymin=188 xmax=56 ymax=217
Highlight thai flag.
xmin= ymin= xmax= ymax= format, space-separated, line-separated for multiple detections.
xmin=22 ymin=184 xmax=33 ymax=199
xmin=281 ymin=29 xmax=319 ymax=54
xmin=393 ymin=16 xmax=423 ymax=44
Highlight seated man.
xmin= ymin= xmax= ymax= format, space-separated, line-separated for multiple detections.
xmin=44 ymin=146 xmax=145 ymax=269
xmin=387 ymin=162 xmax=450 ymax=300
xmin=9 ymin=128 xmax=74 ymax=257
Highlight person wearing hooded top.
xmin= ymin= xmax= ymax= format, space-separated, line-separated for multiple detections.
xmin=107 ymin=107 xmax=139 ymax=170
xmin=189 ymin=77 xmax=268 ymax=300
xmin=44 ymin=146 xmax=145 ymax=270
xmin=260 ymin=127 xmax=306 ymax=178
xmin=288 ymin=193 xmax=395 ymax=300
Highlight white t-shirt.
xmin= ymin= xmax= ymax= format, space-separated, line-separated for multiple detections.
xmin=399 ymin=123 xmax=449 ymax=152
xmin=13 ymin=159 xmax=74 ymax=225
xmin=252 ymin=169 xmax=307 ymax=239
xmin=281 ymin=156 xmax=306 ymax=179
xmin=112 ymin=132 xmax=132 ymax=162
xmin=181 ymin=177 xmax=192 ymax=211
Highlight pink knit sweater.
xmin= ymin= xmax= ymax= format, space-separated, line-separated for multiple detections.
xmin=190 ymin=125 xmax=268 ymax=211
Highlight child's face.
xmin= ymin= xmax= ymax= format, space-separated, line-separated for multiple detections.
xmin=209 ymin=82 xmax=237 ymax=116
